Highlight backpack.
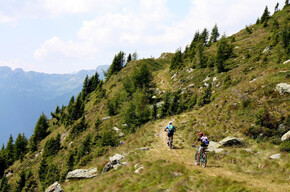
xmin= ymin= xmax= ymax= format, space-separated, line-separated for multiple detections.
xmin=201 ymin=136 xmax=209 ymax=145
xmin=168 ymin=125 xmax=175 ymax=132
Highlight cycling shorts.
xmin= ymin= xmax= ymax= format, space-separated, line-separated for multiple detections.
xmin=168 ymin=132 xmax=174 ymax=137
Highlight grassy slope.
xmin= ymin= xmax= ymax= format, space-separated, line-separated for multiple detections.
xmin=7 ymin=6 xmax=290 ymax=192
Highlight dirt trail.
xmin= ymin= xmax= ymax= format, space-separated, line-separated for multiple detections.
xmin=147 ymin=119 xmax=289 ymax=192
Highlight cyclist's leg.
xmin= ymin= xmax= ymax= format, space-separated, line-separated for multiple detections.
xmin=197 ymin=147 xmax=201 ymax=164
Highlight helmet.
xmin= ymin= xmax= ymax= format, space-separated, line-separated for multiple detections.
xmin=198 ymin=132 xmax=204 ymax=136
xmin=169 ymin=121 xmax=173 ymax=125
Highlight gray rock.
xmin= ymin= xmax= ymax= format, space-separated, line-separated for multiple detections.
xmin=102 ymin=116 xmax=111 ymax=121
xmin=66 ymin=168 xmax=98 ymax=179
xmin=120 ymin=141 xmax=125 ymax=145
xmin=188 ymin=84 xmax=194 ymax=88
xmin=45 ymin=182 xmax=63 ymax=192
xmin=122 ymin=124 xmax=128 ymax=127
xmin=152 ymin=95 xmax=157 ymax=99
xmin=203 ymin=76 xmax=210 ymax=82
xmin=269 ymin=153 xmax=280 ymax=159
xmin=276 ymin=83 xmax=290 ymax=95
xmin=171 ymin=72 xmax=178 ymax=80
xmin=118 ymin=132 xmax=125 ymax=137
xmin=206 ymin=141 xmax=222 ymax=152
xmin=214 ymin=148 xmax=224 ymax=153
xmin=110 ymin=154 xmax=124 ymax=163
xmin=187 ymin=68 xmax=194 ymax=73
xmin=154 ymin=88 xmax=160 ymax=94
xmin=213 ymin=77 xmax=217 ymax=82
xmin=281 ymin=130 xmax=290 ymax=141
xmin=283 ymin=59 xmax=290 ymax=64
xmin=112 ymin=127 xmax=120 ymax=132
xmin=102 ymin=154 xmax=125 ymax=173
xmin=263 ymin=46 xmax=270 ymax=53
xmin=156 ymin=101 xmax=165 ymax=108
xmin=219 ymin=137 xmax=244 ymax=147
xmin=181 ymin=121 xmax=188 ymax=124
xmin=204 ymin=82 xmax=209 ymax=87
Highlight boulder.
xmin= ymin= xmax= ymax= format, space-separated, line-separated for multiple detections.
xmin=102 ymin=116 xmax=111 ymax=121
xmin=188 ymin=84 xmax=194 ymax=88
xmin=283 ymin=59 xmax=290 ymax=64
xmin=45 ymin=182 xmax=63 ymax=192
xmin=213 ymin=77 xmax=217 ymax=82
xmin=276 ymin=83 xmax=290 ymax=95
xmin=118 ymin=132 xmax=125 ymax=137
xmin=187 ymin=68 xmax=194 ymax=73
xmin=203 ymin=76 xmax=210 ymax=82
xmin=156 ymin=101 xmax=165 ymax=108
xmin=206 ymin=141 xmax=222 ymax=152
xmin=112 ymin=127 xmax=120 ymax=132
xmin=281 ymin=130 xmax=290 ymax=141
xmin=269 ymin=154 xmax=280 ymax=160
xmin=263 ymin=46 xmax=270 ymax=53
xmin=66 ymin=168 xmax=98 ymax=179
xmin=219 ymin=137 xmax=244 ymax=147
xmin=102 ymin=154 xmax=125 ymax=173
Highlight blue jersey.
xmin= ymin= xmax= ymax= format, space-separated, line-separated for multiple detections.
xmin=166 ymin=125 xmax=175 ymax=133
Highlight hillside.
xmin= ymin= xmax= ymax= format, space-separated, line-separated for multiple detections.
xmin=0 ymin=4 xmax=289 ymax=192
xmin=0 ymin=65 xmax=108 ymax=145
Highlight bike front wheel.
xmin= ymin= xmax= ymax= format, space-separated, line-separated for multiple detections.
xmin=201 ymin=153 xmax=207 ymax=167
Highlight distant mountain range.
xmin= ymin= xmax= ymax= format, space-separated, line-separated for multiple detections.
xmin=0 ymin=65 xmax=109 ymax=145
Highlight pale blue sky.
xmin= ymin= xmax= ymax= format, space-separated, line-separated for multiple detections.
xmin=0 ymin=0 xmax=285 ymax=74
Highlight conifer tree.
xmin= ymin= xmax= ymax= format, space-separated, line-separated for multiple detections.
xmin=6 ymin=135 xmax=15 ymax=166
xmin=0 ymin=149 xmax=6 ymax=178
xmin=15 ymin=170 xmax=26 ymax=192
xmin=200 ymin=28 xmax=209 ymax=46
xmin=210 ymin=24 xmax=220 ymax=43
xmin=38 ymin=158 xmax=48 ymax=182
xmin=15 ymin=133 xmax=28 ymax=162
xmin=193 ymin=42 xmax=206 ymax=68
xmin=106 ymin=51 xmax=125 ymax=81
xmin=30 ymin=113 xmax=49 ymax=152
xmin=132 ymin=51 xmax=138 ymax=60
xmin=274 ymin=2 xmax=279 ymax=13
xmin=82 ymin=75 xmax=89 ymax=97
xmin=261 ymin=6 xmax=270 ymax=24
xmin=127 ymin=54 xmax=132 ymax=63
xmin=0 ymin=175 xmax=10 ymax=192
xmin=284 ymin=0 xmax=289 ymax=9
xmin=170 ymin=48 xmax=183 ymax=70
xmin=216 ymin=36 xmax=233 ymax=73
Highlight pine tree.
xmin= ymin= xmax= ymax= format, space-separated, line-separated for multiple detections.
xmin=0 ymin=175 xmax=11 ymax=192
xmin=38 ymin=158 xmax=48 ymax=182
xmin=0 ymin=149 xmax=6 ymax=178
xmin=261 ymin=6 xmax=270 ymax=24
xmin=274 ymin=2 xmax=279 ymax=13
xmin=15 ymin=133 xmax=28 ymax=162
xmin=127 ymin=54 xmax=132 ymax=63
xmin=6 ymin=135 xmax=15 ymax=166
xmin=170 ymin=48 xmax=183 ymax=70
xmin=246 ymin=25 xmax=252 ymax=34
xmin=15 ymin=170 xmax=26 ymax=192
xmin=132 ymin=51 xmax=138 ymax=60
xmin=210 ymin=24 xmax=220 ymax=43
xmin=284 ymin=0 xmax=289 ymax=9
xmin=193 ymin=42 xmax=206 ymax=68
xmin=200 ymin=28 xmax=209 ymax=46
xmin=106 ymin=51 xmax=125 ymax=81
xmin=30 ymin=113 xmax=49 ymax=152
xmin=82 ymin=75 xmax=89 ymax=98
xmin=216 ymin=36 xmax=233 ymax=73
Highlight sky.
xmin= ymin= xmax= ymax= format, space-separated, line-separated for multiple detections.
xmin=0 ymin=0 xmax=285 ymax=74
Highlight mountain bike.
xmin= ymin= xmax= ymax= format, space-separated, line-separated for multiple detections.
xmin=193 ymin=146 xmax=207 ymax=167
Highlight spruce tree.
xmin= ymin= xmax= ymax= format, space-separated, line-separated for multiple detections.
xmin=30 ymin=113 xmax=49 ymax=152
xmin=0 ymin=175 xmax=11 ymax=192
xmin=193 ymin=42 xmax=206 ymax=68
xmin=15 ymin=170 xmax=26 ymax=192
xmin=6 ymin=135 xmax=15 ymax=166
xmin=0 ymin=149 xmax=6 ymax=178
xmin=284 ymin=0 xmax=289 ymax=9
xmin=15 ymin=133 xmax=28 ymax=162
xmin=210 ymin=24 xmax=220 ymax=43
xmin=274 ymin=2 xmax=279 ymax=13
xmin=215 ymin=36 xmax=233 ymax=73
xmin=170 ymin=48 xmax=183 ymax=70
xmin=106 ymin=51 xmax=125 ymax=81
xmin=261 ymin=6 xmax=270 ymax=24
xmin=200 ymin=28 xmax=209 ymax=46
xmin=127 ymin=54 xmax=132 ymax=63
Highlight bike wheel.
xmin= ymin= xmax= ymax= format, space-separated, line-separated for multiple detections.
xmin=194 ymin=151 xmax=199 ymax=165
xmin=201 ymin=153 xmax=207 ymax=167
xmin=170 ymin=140 xmax=173 ymax=149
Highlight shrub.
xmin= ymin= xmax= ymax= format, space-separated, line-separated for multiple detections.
xmin=280 ymin=139 xmax=290 ymax=152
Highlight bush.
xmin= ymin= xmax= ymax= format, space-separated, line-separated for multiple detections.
xmin=280 ymin=139 xmax=290 ymax=152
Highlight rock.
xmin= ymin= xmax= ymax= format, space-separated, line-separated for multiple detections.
xmin=110 ymin=154 xmax=124 ymax=163
xmin=283 ymin=59 xmax=290 ymax=64
xmin=244 ymin=149 xmax=253 ymax=153
xmin=118 ymin=132 xmax=125 ymax=137
xmin=112 ymin=127 xmax=120 ymax=132
xmin=188 ymin=84 xmax=194 ymax=88
xmin=203 ymin=76 xmax=210 ymax=82
xmin=269 ymin=153 xmax=280 ymax=159
xmin=263 ymin=46 xmax=270 ymax=53
xmin=276 ymin=83 xmax=290 ymax=95
xmin=120 ymin=141 xmax=125 ymax=145
xmin=171 ymin=72 xmax=178 ymax=80
xmin=137 ymin=147 xmax=149 ymax=151
xmin=172 ymin=172 xmax=183 ymax=177
xmin=204 ymin=82 xmax=209 ymax=87
xmin=134 ymin=166 xmax=144 ymax=174
xmin=219 ymin=137 xmax=244 ymax=147
xmin=206 ymin=141 xmax=222 ymax=152
xmin=277 ymin=124 xmax=287 ymax=134
xmin=152 ymin=95 xmax=157 ymax=99
xmin=181 ymin=121 xmax=188 ymax=124
xmin=214 ymin=148 xmax=224 ymax=153
xmin=213 ymin=77 xmax=217 ymax=82
xmin=60 ymin=131 xmax=68 ymax=143
xmin=187 ymin=68 xmax=194 ymax=73
xmin=180 ymin=88 xmax=186 ymax=94
xmin=154 ymin=88 xmax=160 ymax=94
xmin=66 ymin=168 xmax=98 ymax=179
xmin=281 ymin=130 xmax=290 ymax=141
xmin=122 ymin=124 xmax=128 ymax=127
xmin=156 ymin=101 xmax=165 ymax=108
xmin=45 ymin=182 xmax=63 ymax=192
xmin=250 ymin=78 xmax=258 ymax=83
xmin=102 ymin=116 xmax=111 ymax=121
xmin=5 ymin=170 xmax=13 ymax=177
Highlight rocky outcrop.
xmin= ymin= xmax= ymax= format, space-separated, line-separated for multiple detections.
xmin=206 ymin=141 xmax=223 ymax=153
xmin=283 ymin=59 xmax=290 ymax=64
xmin=102 ymin=116 xmax=111 ymax=121
xmin=276 ymin=83 xmax=290 ymax=95
xmin=45 ymin=182 xmax=63 ymax=192
xmin=219 ymin=137 xmax=244 ymax=147
xmin=66 ymin=168 xmax=98 ymax=179
xmin=281 ymin=130 xmax=290 ymax=141
xmin=102 ymin=154 xmax=125 ymax=173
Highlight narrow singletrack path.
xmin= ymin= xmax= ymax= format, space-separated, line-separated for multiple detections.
xmin=146 ymin=119 xmax=289 ymax=192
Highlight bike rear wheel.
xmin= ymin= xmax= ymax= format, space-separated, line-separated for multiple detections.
xmin=169 ymin=138 xmax=173 ymax=149
xmin=201 ymin=153 xmax=207 ymax=167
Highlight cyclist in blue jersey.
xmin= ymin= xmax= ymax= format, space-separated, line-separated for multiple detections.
xmin=164 ymin=121 xmax=176 ymax=146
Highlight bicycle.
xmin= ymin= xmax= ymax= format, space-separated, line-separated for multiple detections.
xmin=193 ymin=146 xmax=207 ymax=167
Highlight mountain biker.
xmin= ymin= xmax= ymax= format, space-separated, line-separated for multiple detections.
xmin=164 ymin=121 xmax=176 ymax=146
xmin=192 ymin=132 xmax=209 ymax=165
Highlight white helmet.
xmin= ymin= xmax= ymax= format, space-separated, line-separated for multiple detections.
xmin=169 ymin=121 xmax=172 ymax=125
